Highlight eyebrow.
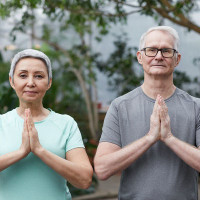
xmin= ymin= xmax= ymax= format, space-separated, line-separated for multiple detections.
xmin=18 ymin=70 xmax=45 ymax=73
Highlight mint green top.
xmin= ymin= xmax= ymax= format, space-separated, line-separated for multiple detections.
xmin=0 ymin=109 xmax=84 ymax=200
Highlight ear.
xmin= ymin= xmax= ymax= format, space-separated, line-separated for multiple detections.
xmin=137 ymin=51 xmax=143 ymax=65
xmin=175 ymin=53 xmax=181 ymax=67
xmin=9 ymin=76 xmax=15 ymax=90
xmin=47 ymin=79 xmax=52 ymax=90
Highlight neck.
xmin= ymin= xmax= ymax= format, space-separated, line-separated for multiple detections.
xmin=17 ymin=101 xmax=49 ymax=121
xmin=142 ymin=74 xmax=176 ymax=99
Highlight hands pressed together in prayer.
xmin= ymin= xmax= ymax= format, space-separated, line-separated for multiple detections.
xmin=20 ymin=109 xmax=42 ymax=157
xmin=147 ymin=95 xmax=173 ymax=143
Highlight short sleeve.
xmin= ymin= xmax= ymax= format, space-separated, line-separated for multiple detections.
xmin=194 ymin=98 xmax=200 ymax=147
xmin=65 ymin=119 xmax=84 ymax=152
xmin=100 ymin=100 xmax=122 ymax=147
xmin=196 ymin=112 xmax=200 ymax=147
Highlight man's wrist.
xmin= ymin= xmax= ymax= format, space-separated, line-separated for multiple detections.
xmin=146 ymin=133 xmax=158 ymax=145
xmin=162 ymin=133 xmax=174 ymax=145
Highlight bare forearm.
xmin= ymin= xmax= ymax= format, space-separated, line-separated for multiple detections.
xmin=95 ymin=135 xmax=155 ymax=180
xmin=34 ymin=148 xmax=92 ymax=189
xmin=0 ymin=149 xmax=26 ymax=171
xmin=164 ymin=135 xmax=200 ymax=171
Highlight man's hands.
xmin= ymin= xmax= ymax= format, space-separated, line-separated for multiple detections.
xmin=147 ymin=95 xmax=173 ymax=143
xmin=20 ymin=109 xmax=42 ymax=157
xmin=147 ymin=95 xmax=161 ymax=143
xmin=159 ymin=97 xmax=173 ymax=141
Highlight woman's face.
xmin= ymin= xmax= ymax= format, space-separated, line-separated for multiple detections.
xmin=9 ymin=57 xmax=52 ymax=104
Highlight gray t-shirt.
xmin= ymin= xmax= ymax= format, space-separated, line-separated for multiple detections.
xmin=100 ymin=87 xmax=200 ymax=200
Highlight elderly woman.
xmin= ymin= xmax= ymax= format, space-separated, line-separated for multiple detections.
xmin=0 ymin=49 xmax=93 ymax=200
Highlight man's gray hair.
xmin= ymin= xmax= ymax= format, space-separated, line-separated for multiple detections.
xmin=9 ymin=49 xmax=52 ymax=82
xmin=139 ymin=26 xmax=180 ymax=50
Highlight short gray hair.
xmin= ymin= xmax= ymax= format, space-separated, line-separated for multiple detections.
xmin=9 ymin=49 xmax=52 ymax=82
xmin=139 ymin=26 xmax=180 ymax=50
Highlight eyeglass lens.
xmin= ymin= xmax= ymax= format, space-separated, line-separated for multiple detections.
xmin=144 ymin=47 xmax=175 ymax=58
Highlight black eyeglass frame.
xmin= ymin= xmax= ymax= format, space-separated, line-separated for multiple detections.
xmin=140 ymin=47 xmax=178 ymax=58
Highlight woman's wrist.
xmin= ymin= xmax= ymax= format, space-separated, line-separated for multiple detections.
xmin=32 ymin=145 xmax=45 ymax=157
xmin=18 ymin=147 xmax=29 ymax=159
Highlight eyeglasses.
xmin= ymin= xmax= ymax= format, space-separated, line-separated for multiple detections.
xmin=141 ymin=47 xmax=178 ymax=58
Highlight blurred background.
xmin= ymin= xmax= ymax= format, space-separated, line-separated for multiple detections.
xmin=0 ymin=0 xmax=200 ymax=198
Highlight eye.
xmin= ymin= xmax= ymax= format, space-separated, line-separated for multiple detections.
xmin=35 ymin=75 xmax=44 ymax=79
xmin=162 ymin=49 xmax=171 ymax=53
xmin=19 ymin=74 xmax=27 ymax=78
xmin=148 ymin=48 xmax=157 ymax=52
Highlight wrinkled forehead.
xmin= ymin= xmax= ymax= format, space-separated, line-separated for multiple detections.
xmin=15 ymin=56 xmax=47 ymax=67
xmin=14 ymin=57 xmax=48 ymax=73
xmin=144 ymin=30 xmax=176 ymax=48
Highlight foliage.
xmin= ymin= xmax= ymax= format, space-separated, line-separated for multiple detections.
xmin=0 ymin=52 xmax=18 ymax=113
xmin=97 ymin=34 xmax=200 ymax=97
xmin=85 ymin=138 xmax=98 ymax=166
xmin=97 ymin=34 xmax=143 ymax=95
xmin=0 ymin=0 xmax=199 ymax=139
xmin=107 ymin=0 xmax=200 ymax=34
xmin=39 ymin=46 xmax=85 ymax=113
xmin=1 ymin=0 xmax=198 ymax=36
xmin=0 ymin=0 xmax=200 ymax=197
xmin=0 ymin=47 xmax=86 ymax=122
xmin=0 ymin=0 xmax=109 ymax=139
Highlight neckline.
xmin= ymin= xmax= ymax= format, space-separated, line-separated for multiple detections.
xmin=139 ymin=86 xmax=177 ymax=103
xmin=14 ymin=108 xmax=53 ymax=124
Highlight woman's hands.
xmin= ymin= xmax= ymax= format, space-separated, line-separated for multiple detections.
xmin=20 ymin=109 xmax=31 ymax=157
xmin=26 ymin=109 xmax=42 ymax=154
xmin=20 ymin=109 xmax=42 ymax=157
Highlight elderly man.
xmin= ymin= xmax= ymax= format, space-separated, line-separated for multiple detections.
xmin=94 ymin=26 xmax=200 ymax=200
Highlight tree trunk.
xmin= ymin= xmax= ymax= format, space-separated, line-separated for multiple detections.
xmin=69 ymin=68 xmax=97 ymax=139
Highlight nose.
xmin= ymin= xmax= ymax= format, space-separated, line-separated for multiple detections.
xmin=27 ymin=77 xmax=35 ymax=87
xmin=155 ymin=50 xmax=163 ymax=60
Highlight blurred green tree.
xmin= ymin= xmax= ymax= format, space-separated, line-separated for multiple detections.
xmin=97 ymin=34 xmax=200 ymax=97
xmin=0 ymin=52 xmax=18 ymax=113
xmin=107 ymin=0 xmax=200 ymax=34
xmin=0 ymin=0 xmax=122 ymax=139
xmin=0 ymin=0 xmax=199 ymax=197
xmin=0 ymin=0 xmax=199 ymax=140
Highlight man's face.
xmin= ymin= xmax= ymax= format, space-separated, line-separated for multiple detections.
xmin=137 ymin=30 xmax=181 ymax=77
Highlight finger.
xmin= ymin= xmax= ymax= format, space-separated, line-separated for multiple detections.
xmin=27 ymin=109 xmax=34 ymax=127
xmin=158 ymin=97 xmax=164 ymax=118
xmin=153 ymin=95 xmax=161 ymax=115
xmin=160 ymin=103 xmax=168 ymax=120
xmin=160 ymin=98 xmax=168 ymax=112
xmin=158 ymin=95 xmax=164 ymax=105
xmin=24 ymin=109 xmax=29 ymax=132
xmin=163 ymin=100 xmax=168 ymax=110
xmin=159 ymin=106 xmax=165 ymax=120
xmin=23 ymin=119 xmax=27 ymax=132
xmin=26 ymin=109 xmax=30 ymax=126
xmin=26 ymin=109 xmax=33 ymax=133
xmin=29 ymin=110 xmax=35 ymax=127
